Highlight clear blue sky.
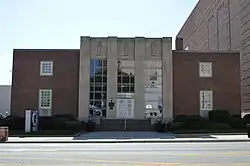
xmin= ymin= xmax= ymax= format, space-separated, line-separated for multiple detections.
xmin=0 ymin=0 xmax=198 ymax=85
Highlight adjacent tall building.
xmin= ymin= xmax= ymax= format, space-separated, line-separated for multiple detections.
xmin=177 ymin=0 xmax=250 ymax=114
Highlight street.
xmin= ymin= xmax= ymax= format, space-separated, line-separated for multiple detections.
xmin=0 ymin=142 xmax=250 ymax=165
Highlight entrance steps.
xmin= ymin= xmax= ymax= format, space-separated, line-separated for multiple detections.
xmin=96 ymin=119 xmax=153 ymax=131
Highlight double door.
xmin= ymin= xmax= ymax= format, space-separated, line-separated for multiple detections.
xmin=117 ymin=99 xmax=134 ymax=119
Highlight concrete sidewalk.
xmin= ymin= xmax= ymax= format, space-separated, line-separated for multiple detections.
xmin=3 ymin=132 xmax=250 ymax=143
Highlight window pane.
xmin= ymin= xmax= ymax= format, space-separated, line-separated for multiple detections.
xmin=94 ymin=93 xmax=102 ymax=99
xmin=94 ymin=76 xmax=102 ymax=82
xmin=95 ymin=59 xmax=102 ymax=68
xmin=102 ymin=76 xmax=107 ymax=82
xmin=102 ymin=86 xmax=107 ymax=92
xmin=95 ymin=68 xmax=102 ymax=75
xmin=103 ymin=60 xmax=107 ymax=68
xmin=118 ymin=86 xmax=122 ymax=92
xmin=90 ymin=85 xmax=94 ymax=91
xmin=122 ymin=76 xmax=129 ymax=84
xmin=130 ymin=84 xmax=135 ymax=92
xmin=102 ymin=93 xmax=107 ymax=99
xmin=118 ymin=76 xmax=122 ymax=83
xmin=90 ymin=93 xmax=94 ymax=99
xmin=122 ymin=86 xmax=130 ymax=93
xmin=94 ymin=86 xmax=102 ymax=92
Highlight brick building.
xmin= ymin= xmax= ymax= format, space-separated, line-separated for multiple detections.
xmin=177 ymin=0 xmax=250 ymax=115
xmin=11 ymin=37 xmax=241 ymax=123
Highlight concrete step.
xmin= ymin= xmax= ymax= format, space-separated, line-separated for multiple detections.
xmin=96 ymin=119 xmax=153 ymax=131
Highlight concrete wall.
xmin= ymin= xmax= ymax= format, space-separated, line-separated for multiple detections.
xmin=0 ymin=85 xmax=11 ymax=117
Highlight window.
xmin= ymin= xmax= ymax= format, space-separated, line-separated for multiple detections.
xmin=199 ymin=62 xmax=212 ymax=78
xmin=39 ymin=89 xmax=52 ymax=109
xmin=40 ymin=61 xmax=53 ymax=76
xmin=89 ymin=58 xmax=107 ymax=117
xmin=200 ymin=90 xmax=213 ymax=111
xmin=117 ymin=59 xmax=135 ymax=93
xmin=144 ymin=60 xmax=163 ymax=113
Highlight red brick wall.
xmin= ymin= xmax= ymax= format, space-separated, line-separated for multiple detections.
xmin=11 ymin=49 xmax=80 ymax=117
xmin=173 ymin=51 xmax=241 ymax=116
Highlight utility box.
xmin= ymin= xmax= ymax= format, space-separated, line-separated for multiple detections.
xmin=25 ymin=109 xmax=39 ymax=132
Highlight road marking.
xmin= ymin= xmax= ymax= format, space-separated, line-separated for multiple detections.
xmin=0 ymin=148 xmax=59 ymax=152
xmin=2 ymin=150 xmax=249 ymax=157
xmin=0 ymin=156 xmax=179 ymax=165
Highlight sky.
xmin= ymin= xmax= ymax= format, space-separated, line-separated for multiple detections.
xmin=0 ymin=0 xmax=198 ymax=85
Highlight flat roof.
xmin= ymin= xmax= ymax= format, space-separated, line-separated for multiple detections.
xmin=13 ymin=49 xmax=80 ymax=52
xmin=173 ymin=50 xmax=240 ymax=54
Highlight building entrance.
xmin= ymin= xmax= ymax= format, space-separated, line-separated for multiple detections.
xmin=116 ymin=93 xmax=134 ymax=119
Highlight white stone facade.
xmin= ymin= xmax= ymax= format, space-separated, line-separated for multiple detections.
xmin=78 ymin=37 xmax=173 ymax=122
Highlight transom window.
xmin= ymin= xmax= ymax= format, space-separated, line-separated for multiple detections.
xmin=40 ymin=61 xmax=53 ymax=76
xmin=39 ymin=89 xmax=52 ymax=109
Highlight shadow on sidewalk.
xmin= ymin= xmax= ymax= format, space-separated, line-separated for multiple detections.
xmin=73 ymin=131 xmax=216 ymax=140
xmin=73 ymin=131 xmax=176 ymax=140
xmin=173 ymin=134 xmax=216 ymax=139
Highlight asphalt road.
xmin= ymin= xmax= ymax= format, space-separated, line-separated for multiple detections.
xmin=0 ymin=142 xmax=250 ymax=166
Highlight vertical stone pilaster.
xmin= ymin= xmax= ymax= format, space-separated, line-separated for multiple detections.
xmin=107 ymin=37 xmax=118 ymax=118
xmin=78 ymin=36 xmax=91 ymax=121
xmin=134 ymin=37 xmax=146 ymax=119
xmin=162 ymin=37 xmax=173 ymax=122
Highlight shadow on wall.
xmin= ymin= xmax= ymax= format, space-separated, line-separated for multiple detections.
xmin=0 ymin=85 xmax=11 ymax=117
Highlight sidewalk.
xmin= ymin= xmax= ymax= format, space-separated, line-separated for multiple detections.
xmin=3 ymin=132 xmax=250 ymax=143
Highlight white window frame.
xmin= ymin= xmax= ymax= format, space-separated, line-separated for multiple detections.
xmin=39 ymin=89 xmax=52 ymax=109
xmin=200 ymin=90 xmax=213 ymax=111
xmin=40 ymin=61 xmax=53 ymax=76
xmin=199 ymin=62 xmax=212 ymax=78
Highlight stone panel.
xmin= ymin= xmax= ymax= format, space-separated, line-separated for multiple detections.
xmin=145 ymin=39 xmax=162 ymax=59
xmin=117 ymin=38 xmax=135 ymax=59
xmin=90 ymin=38 xmax=107 ymax=58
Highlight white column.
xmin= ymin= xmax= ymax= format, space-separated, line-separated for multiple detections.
xmin=134 ymin=37 xmax=146 ymax=119
xmin=106 ymin=37 xmax=118 ymax=118
xmin=78 ymin=36 xmax=91 ymax=121
xmin=162 ymin=37 xmax=173 ymax=122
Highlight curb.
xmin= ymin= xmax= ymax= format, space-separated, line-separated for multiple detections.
xmin=2 ymin=139 xmax=250 ymax=144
